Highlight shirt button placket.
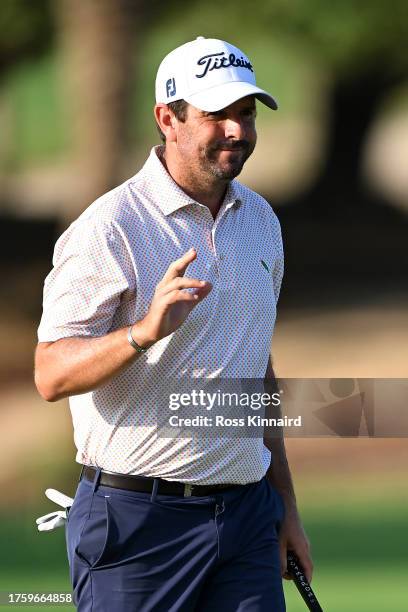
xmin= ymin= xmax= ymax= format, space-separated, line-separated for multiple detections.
xmin=213 ymin=220 xmax=227 ymax=283
xmin=202 ymin=212 xmax=218 ymax=275
xmin=211 ymin=227 xmax=222 ymax=278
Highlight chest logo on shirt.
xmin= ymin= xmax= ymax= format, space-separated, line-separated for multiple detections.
xmin=260 ymin=259 xmax=270 ymax=273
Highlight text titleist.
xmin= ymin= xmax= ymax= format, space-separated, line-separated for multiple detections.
xmin=195 ymin=52 xmax=254 ymax=79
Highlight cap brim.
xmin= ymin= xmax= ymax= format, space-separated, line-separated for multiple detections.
xmin=185 ymin=81 xmax=278 ymax=112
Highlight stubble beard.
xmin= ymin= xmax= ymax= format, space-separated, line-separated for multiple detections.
xmin=200 ymin=142 xmax=255 ymax=181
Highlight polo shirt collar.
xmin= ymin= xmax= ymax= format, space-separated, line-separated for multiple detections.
xmin=144 ymin=146 xmax=242 ymax=216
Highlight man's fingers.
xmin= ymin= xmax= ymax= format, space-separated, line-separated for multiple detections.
xmin=161 ymin=277 xmax=210 ymax=295
xmin=285 ymin=546 xmax=314 ymax=584
xmin=167 ymin=284 xmax=212 ymax=304
xmin=293 ymin=538 xmax=313 ymax=583
xmin=297 ymin=550 xmax=314 ymax=583
xmin=161 ymin=248 xmax=197 ymax=283
xmin=280 ymin=541 xmax=291 ymax=580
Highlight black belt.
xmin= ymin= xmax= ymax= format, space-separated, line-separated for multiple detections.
xmin=81 ymin=465 xmax=250 ymax=497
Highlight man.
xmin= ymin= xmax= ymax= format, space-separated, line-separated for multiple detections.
xmin=35 ymin=37 xmax=312 ymax=611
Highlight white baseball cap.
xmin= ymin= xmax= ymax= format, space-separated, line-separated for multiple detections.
xmin=155 ymin=36 xmax=278 ymax=112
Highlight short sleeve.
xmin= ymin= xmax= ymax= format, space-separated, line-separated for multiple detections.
xmin=37 ymin=218 xmax=134 ymax=342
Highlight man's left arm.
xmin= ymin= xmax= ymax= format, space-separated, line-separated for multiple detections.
xmin=263 ymin=356 xmax=314 ymax=582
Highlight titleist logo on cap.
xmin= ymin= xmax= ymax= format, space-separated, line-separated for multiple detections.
xmin=195 ymin=52 xmax=254 ymax=79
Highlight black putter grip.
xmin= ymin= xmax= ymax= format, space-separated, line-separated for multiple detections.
xmin=286 ymin=552 xmax=323 ymax=611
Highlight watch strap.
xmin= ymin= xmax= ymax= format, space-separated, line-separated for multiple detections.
xmin=127 ymin=325 xmax=148 ymax=353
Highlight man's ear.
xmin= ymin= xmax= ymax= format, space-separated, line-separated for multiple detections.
xmin=154 ymin=104 xmax=177 ymax=143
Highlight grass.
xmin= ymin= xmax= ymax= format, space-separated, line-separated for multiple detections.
xmin=1 ymin=569 xmax=406 ymax=612
xmin=285 ymin=476 xmax=408 ymax=611
xmin=0 ymin=573 xmax=74 ymax=611
xmin=284 ymin=567 xmax=408 ymax=611
xmin=0 ymin=516 xmax=73 ymax=610
xmin=0 ymin=483 xmax=406 ymax=611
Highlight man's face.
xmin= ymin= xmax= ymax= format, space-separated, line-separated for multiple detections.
xmin=174 ymin=95 xmax=257 ymax=182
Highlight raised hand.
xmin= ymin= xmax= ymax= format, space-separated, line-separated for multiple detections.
xmin=132 ymin=248 xmax=212 ymax=347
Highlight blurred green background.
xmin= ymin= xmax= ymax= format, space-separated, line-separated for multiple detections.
xmin=1 ymin=1 xmax=407 ymax=610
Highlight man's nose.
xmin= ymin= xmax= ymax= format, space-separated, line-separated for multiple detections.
xmin=224 ymin=117 xmax=246 ymax=140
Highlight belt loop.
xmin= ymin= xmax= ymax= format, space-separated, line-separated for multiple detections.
xmin=78 ymin=464 xmax=85 ymax=483
xmin=84 ymin=467 xmax=102 ymax=521
xmin=151 ymin=478 xmax=159 ymax=503
xmin=184 ymin=484 xmax=193 ymax=497
xmin=91 ymin=467 xmax=102 ymax=495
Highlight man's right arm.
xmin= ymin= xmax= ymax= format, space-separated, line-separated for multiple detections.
xmin=35 ymin=248 xmax=212 ymax=402
xmin=35 ymin=324 xmax=148 ymax=402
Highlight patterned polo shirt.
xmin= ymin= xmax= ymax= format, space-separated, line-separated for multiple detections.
xmin=38 ymin=146 xmax=284 ymax=484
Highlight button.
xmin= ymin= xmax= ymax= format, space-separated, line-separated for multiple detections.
xmin=219 ymin=254 xmax=225 ymax=261
xmin=235 ymin=199 xmax=242 ymax=207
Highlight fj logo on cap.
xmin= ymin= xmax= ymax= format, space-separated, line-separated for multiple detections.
xmin=195 ymin=52 xmax=253 ymax=79
xmin=166 ymin=77 xmax=176 ymax=97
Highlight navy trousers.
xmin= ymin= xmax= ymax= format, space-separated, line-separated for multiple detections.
xmin=65 ymin=468 xmax=286 ymax=611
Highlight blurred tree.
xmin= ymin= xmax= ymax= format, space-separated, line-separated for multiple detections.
xmin=256 ymin=0 xmax=408 ymax=214
xmin=0 ymin=0 xmax=53 ymax=78
xmin=5 ymin=0 xmax=406 ymax=219
xmin=53 ymin=0 xmax=150 ymax=220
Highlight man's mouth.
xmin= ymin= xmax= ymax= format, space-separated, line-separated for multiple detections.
xmin=214 ymin=141 xmax=249 ymax=153
xmin=217 ymin=146 xmax=247 ymax=153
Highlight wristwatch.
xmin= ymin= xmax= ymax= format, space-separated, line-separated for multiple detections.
xmin=127 ymin=325 xmax=149 ymax=353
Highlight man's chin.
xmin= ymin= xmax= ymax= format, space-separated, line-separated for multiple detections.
xmin=210 ymin=162 xmax=245 ymax=180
